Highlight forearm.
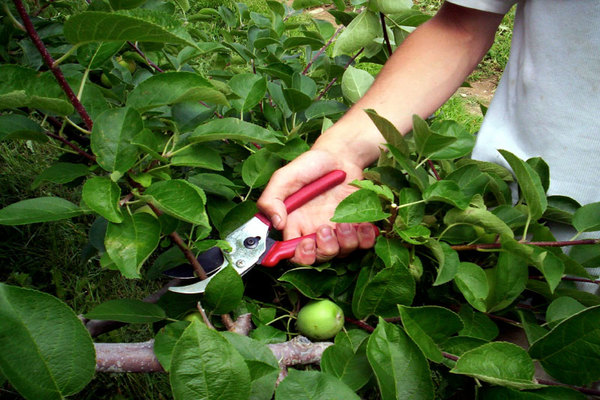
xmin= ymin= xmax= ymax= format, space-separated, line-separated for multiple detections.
xmin=314 ymin=3 xmax=503 ymax=168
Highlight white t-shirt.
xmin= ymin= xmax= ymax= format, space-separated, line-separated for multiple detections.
xmin=448 ymin=0 xmax=600 ymax=207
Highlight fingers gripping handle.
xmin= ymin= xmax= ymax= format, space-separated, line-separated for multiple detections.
xmin=256 ymin=170 xmax=347 ymax=226
xmin=261 ymin=225 xmax=380 ymax=267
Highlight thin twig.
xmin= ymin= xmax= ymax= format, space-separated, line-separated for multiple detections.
xmin=536 ymin=380 xmax=600 ymax=397
xmin=451 ymin=239 xmax=600 ymax=252
xmin=127 ymin=41 xmax=164 ymax=72
xmin=13 ymin=0 xmax=93 ymax=130
xmin=167 ymin=227 xmax=208 ymax=281
xmin=345 ymin=317 xmax=375 ymax=332
xmin=379 ymin=12 xmax=393 ymax=56
xmin=427 ymin=160 xmax=441 ymax=180
xmin=316 ymin=48 xmax=364 ymax=100
xmin=197 ymin=301 xmax=215 ymax=329
xmin=44 ymin=131 xmax=96 ymax=162
xmin=302 ymin=25 xmax=344 ymax=75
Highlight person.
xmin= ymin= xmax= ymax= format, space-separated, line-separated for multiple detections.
xmin=257 ymin=1 xmax=600 ymax=266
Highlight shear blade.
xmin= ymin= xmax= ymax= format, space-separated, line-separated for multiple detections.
xmin=163 ymin=246 xmax=225 ymax=279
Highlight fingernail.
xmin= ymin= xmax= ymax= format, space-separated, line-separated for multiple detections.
xmin=338 ymin=223 xmax=352 ymax=235
xmin=302 ymin=240 xmax=315 ymax=254
xmin=272 ymin=214 xmax=281 ymax=228
xmin=359 ymin=224 xmax=372 ymax=235
xmin=319 ymin=226 xmax=334 ymax=240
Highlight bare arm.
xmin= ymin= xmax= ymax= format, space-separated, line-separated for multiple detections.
xmin=258 ymin=3 xmax=505 ymax=264
xmin=314 ymin=3 xmax=504 ymax=167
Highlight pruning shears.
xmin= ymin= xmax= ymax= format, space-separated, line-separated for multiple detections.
xmin=168 ymin=170 xmax=348 ymax=294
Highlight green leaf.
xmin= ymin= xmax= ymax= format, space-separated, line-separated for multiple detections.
xmin=426 ymin=241 xmax=460 ymax=286
xmin=84 ymin=298 xmax=166 ymax=323
xmin=222 ymin=332 xmax=279 ymax=400
xmin=250 ymin=324 xmax=287 ymax=344
xmin=573 ymin=202 xmax=600 ymax=232
xmin=397 ymin=187 xmax=425 ymax=227
xmin=499 ymin=149 xmax=547 ymax=220
xmin=373 ymin=0 xmax=412 ymax=14
xmin=428 ymin=120 xmax=476 ymax=160
xmin=153 ymin=321 xmax=189 ymax=372
xmin=543 ymin=195 xmax=581 ymax=225
xmin=529 ymin=305 xmax=600 ymax=386
xmin=332 ymin=189 xmax=391 ymax=223
xmin=0 ymin=114 xmax=48 ymax=142
xmin=127 ymin=72 xmax=227 ymax=111
xmin=188 ymin=173 xmax=240 ymax=200
xmin=526 ymin=157 xmax=550 ymax=193
xmin=0 ymin=65 xmax=73 ymax=115
xmin=341 ymin=66 xmax=374 ymax=103
xmin=352 ymin=264 xmax=415 ymax=319
xmin=305 ymin=100 xmax=347 ymax=120
xmin=282 ymin=88 xmax=312 ymax=112
xmin=204 ymin=265 xmax=244 ymax=314
xmin=279 ymin=267 xmax=338 ymax=299
xmin=422 ymin=180 xmax=471 ymax=210
xmin=482 ymin=386 xmax=587 ymax=400
xmin=0 ymin=197 xmax=83 ymax=226
xmin=386 ymin=144 xmax=430 ymax=191
xmin=444 ymin=206 xmax=514 ymax=238
xmin=0 ymin=284 xmax=95 ymax=400
xmin=364 ymin=109 xmax=410 ymax=157
xmin=91 ymin=107 xmax=142 ymax=174
xmin=105 ymin=212 xmax=161 ymax=278
xmin=242 ymin=148 xmax=281 ymax=188
xmin=31 ymin=162 xmax=89 ymax=189
xmin=142 ymin=180 xmax=209 ymax=227
xmin=64 ymin=10 xmax=198 ymax=48
xmin=350 ymin=179 xmax=394 ymax=202
xmin=455 ymin=262 xmax=489 ymax=312
xmin=109 ymin=0 xmax=148 ymax=10
xmin=446 ymin=164 xmax=490 ymax=199
xmin=82 ymin=176 xmax=123 ymax=223
xmin=545 ymin=296 xmax=586 ymax=329
xmin=228 ymin=73 xmax=267 ymax=112
xmin=486 ymin=252 xmax=528 ymax=312
xmin=451 ymin=342 xmax=539 ymax=389
xmin=190 ymin=118 xmax=282 ymax=145
xmin=367 ymin=318 xmax=434 ymax=400
xmin=171 ymin=144 xmax=223 ymax=170
xmin=399 ymin=305 xmax=463 ymax=363
xmin=458 ymin=306 xmax=498 ymax=341
xmin=518 ymin=310 xmax=549 ymax=346
xmin=321 ymin=330 xmax=373 ymax=391
xmin=170 ymin=321 xmax=251 ymax=400
xmin=333 ymin=10 xmax=380 ymax=57
xmin=412 ymin=114 xmax=457 ymax=160
xmin=374 ymin=236 xmax=410 ymax=269
xmin=275 ymin=369 xmax=360 ymax=400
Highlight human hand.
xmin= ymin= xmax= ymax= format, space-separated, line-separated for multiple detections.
xmin=257 ymin=148 xmax=377 ymax=264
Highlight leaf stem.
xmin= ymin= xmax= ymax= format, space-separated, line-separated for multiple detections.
xmin=65 ymin=117 xmax=91 ymax=135
xmin=51 ymin=44 xmax=80 ymax=67
xmin=12 ymin=0 xmax=93 ymax=130
xmin=44 ymin=131 xmax=96 ymax=162
xmin=3 ymin=3 xmax=25 ymax=31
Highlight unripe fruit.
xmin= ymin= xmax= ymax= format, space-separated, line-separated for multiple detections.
xmin=296 ymin=299 xmax=344 ymax=340
xmin=100 ymin=73 xmax=112 ymax=87
xmin=183 ymin=312 xmax=203 ymax=324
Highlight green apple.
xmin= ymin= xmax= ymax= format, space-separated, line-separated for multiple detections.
xmin=296 ymin=299 xmax=344 ymax=340
xmin=183 ymin=312 xmax=203 ymax=324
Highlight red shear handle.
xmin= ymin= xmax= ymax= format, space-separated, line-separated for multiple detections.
xmin=256 ymin=170 xmax=347 ymax=226
xmin=260 ymin=225 xmax=380 ymax=267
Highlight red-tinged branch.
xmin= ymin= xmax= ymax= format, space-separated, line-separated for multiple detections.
xmin=442 ymin=352 xmax=458 ymax=362
xmin=127 ymin=41 xmax=164 ymax=73
xmin=13 ymin=0 xmax=93 ymax=130
xmin=94 ymin=336 xmax=332 ymax=373
xmin=536 ymin=379 xmax=600 ymax=397
xmin=530 ymin=275 xmax=600 ymax=285
xmin=379 ymin=12 xmax=393 ymax=56
xmin=167 ymin=225 xmax=208 ymax=281
xmin=427 ymin=160 xmax=441 ymax=180
xmin=302 ymin=25 xmax=344 ymax=75
xmin=316 ymin=48 xmax=364 ymax=101
xmin=345 ymin=317 xmax=375 ymax=332
xmin=451 ymin=238 xmax=600 ymax=252
xmin=45 ymin=131 xmax=96 ymax=162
